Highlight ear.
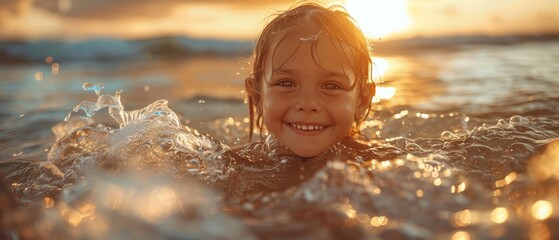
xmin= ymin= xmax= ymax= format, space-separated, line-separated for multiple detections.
xmin=245 ymin=76 xmax=263 ymax=114
xmin=355 ymin=82 xmax=375 ymax=120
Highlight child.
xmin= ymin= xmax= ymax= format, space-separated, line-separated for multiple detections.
xmin=242 ymin=2 xmax=376 ymax=158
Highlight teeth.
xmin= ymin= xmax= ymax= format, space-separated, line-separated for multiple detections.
xmin=290 ymin=123 xmax=324 ymax=131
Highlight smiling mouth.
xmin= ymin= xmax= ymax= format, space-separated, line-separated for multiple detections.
xmin=287 ymin=122 xmax=326 ymax=131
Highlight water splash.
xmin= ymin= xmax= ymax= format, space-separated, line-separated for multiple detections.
xmin=3 ymin=83 xmax=559 ymax=239
xmin=64 ymin=82 xmax=180 ymax=129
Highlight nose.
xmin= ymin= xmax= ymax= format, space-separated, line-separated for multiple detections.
xmin=294 ymin=91 xmax=321 ymax=112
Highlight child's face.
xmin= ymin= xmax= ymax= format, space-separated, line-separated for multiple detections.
xmin=259 ymin=32 xmax=365 ymax=157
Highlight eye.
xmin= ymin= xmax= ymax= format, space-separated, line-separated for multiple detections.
xmin=322 ymin=82 xmax=343 ymax=90
xmin=274 ymin=79 xmax=296 ymax=87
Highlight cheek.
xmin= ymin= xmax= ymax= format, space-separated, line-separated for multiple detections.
xmin=261 ymin=94 xmax=273 ymax=112
xmin=261 ymin=94 xmax=283 ymax=118
xmin=332 ymin=96 xmax=359 ymax=122
xmin=344 ymin=92 xmax=360 ymax=111
xmin=347 ymin=94 xmax=362 ymax=121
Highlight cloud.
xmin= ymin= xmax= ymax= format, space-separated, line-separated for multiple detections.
xmin=0 ymin=0 xmax=33 ymax=25
xmin=2 ymin=0 xmax=557 ymax=41
xmin=30 ymin=0 xmax=294 ymax=20
xmin=0 ymin=0 xmax=302 ymax=40
xmin=0 ymin=0 xmax=32 ymax=14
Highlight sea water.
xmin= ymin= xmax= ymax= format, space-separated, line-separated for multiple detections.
xmin=1 ymin=40 xmax=559 ymax=239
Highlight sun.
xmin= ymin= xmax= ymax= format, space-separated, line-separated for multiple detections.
xmin=342 ymin=0 xmax=411 ymax=39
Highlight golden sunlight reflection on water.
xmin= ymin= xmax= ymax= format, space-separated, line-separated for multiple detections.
xmin=451 ymin=209 xmax=473 ymax=228
xmin=451 ymin=231 xmax=471 ymax=240
xmin=373 ymin=87 xmax=396 ymax=102
xmin=372 ymin=57 xmax=395 ymax=103
xmin=369 ymin=55 xmax=445 ymax=107
xmin=529 ymin=139 xmax=559 ymax=181
xmin=490 ymin=207 xmax=508 ymax=224
xmin=142 ymin=187 xmax=178 ymax=220
xmin=370 ymin=216 xmax=388 ymax=227
xmin=532 ymin=200 xmax=553 ymax=220
xmin=372 ymin=57 xmax=389 ymax=81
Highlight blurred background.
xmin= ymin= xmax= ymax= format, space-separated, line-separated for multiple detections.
xmin=1 ymin=0 xmax=557 ymax=40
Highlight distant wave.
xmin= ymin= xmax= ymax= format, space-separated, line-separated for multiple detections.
xmin=0 ymin=36 xmax=253 ymax=64
xmin=373 ymin=34 xmax=559 ymax=54
xmin=1 ymin=34 xmax=558 ymax=64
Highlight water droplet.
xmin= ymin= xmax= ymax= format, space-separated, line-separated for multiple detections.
xmin=441 ymin=131 xmax=458 ymax=140
xmin=496 ymin=119 xmax=510 ymax=128
xmin=242 ymin=202 xmax=254 ymax=210
xmin=35 ymin=71 xmax=44 ymax=81
xmin=370 ymin=216 xmax=388 ymax=227
xmin=404 ymin=141 xmax=422 ymax=152
xmin=82 ymin=82 xmax=105 ymax=96
xmin=43 ymin=197 xmax=55 ymax=208
xmin=509 ymin=115 xmax=529 ymax=126
xmin=51 ymin=63 xmax=60 ymax=74
xmin=303 ymin=188 xmax=315 ymax=202
xmin=451 ymin=209 xmax=472 ymax=228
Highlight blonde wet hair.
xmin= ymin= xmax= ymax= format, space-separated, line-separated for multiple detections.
xmin=245 ymin=2 xmax=374 ymax=141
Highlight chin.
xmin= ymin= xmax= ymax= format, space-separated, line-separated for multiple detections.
xmin=291 ymin=148 xmax=324 ymax=158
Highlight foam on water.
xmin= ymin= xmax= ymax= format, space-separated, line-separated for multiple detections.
xmin=2 ymin=83 xmax=559 ymax=240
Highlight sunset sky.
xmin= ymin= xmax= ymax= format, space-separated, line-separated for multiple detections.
xmin=0 ymin=0 xmax=558 ymax=41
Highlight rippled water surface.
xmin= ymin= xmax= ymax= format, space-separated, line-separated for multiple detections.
xmin=1 ymin=40 xmax=559 ymax=239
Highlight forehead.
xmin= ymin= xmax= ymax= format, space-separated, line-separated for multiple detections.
xmin=270 ymin=28 xmax=356 ymax=75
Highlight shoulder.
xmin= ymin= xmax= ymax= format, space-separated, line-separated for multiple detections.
xmin=340 ymin=136 xmax=371 ymax=150
xmin=341 ymin=137 xmax=405 ymax=160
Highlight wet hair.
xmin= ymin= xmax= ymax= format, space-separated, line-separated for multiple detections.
xmin=245 ymin=2 xmax=374 ymax=141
